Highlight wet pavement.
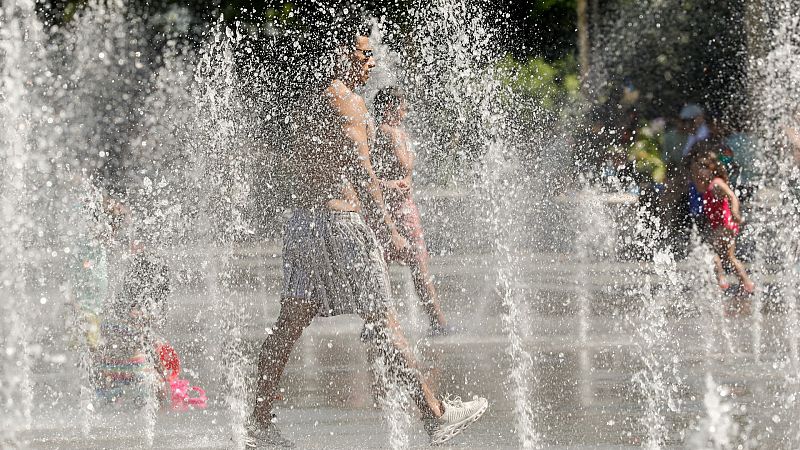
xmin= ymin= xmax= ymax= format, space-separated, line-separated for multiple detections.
xmin=14 ymin=247 xmax=799 ymax=449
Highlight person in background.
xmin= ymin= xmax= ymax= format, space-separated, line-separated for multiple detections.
xmin=680 ymin=104 xmax=710 ymax=157
xmin=68 ymin=181 xmax=127 ymax=351
xmin=659 ymin=115 xmax=692 ymax=256
xmin=689 ymin=144 xmax=755 ymax=294
xmin=784 ymin=111 xmax=800 ymax=166
xmin=662 ymin=116 xmax=690 ymax=168
xmin=672 ymin=104 xmax=711 ymax=255
xmin=725 ymin=127 xmax=757 ymax=193
xmin=92 ymin=240 xmax=172 ymax=406
xmin=371 ymin=87 xmax=450 ymax=336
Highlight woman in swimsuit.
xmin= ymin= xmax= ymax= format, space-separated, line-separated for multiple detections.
xmin=372 ymin=87 xmax=450 ymax=335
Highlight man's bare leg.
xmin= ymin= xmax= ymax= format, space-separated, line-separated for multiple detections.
xmin=368 ymin=307 xmax=489 ymax=445
xmin=369 ymin=309 xmax=443 ymax=418
xmin=252 ymin=297 xmax=321 ymax=425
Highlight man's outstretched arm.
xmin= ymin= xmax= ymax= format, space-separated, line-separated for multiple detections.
xmin=329 ymin=87 xmax=408 ymax=250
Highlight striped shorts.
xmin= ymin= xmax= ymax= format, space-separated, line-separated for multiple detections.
xmin=282 ymin=209 xmax=391 ymax=318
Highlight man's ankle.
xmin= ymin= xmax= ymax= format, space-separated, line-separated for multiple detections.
xmin=252 ymin=410 xmax=274 ymax=427
xmin=433 ymin=399 xmax=445 ymax=418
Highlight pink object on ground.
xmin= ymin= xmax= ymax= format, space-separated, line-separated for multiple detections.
xmin=168 ymin=378 xmax=207 ymax=411
xmin=156 ymin=342 xmax=207 ymax=411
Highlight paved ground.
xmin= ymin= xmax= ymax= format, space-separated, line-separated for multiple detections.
xmin=10 ymin=247 xmax=800 ymax=449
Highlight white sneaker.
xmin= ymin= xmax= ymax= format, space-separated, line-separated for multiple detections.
xmin=243 ymin=416 xmax=295 ymax=449
xmin=427 ymin=395 xmax=488 ymax=445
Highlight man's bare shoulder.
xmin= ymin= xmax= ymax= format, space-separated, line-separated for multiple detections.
xmin=326 ymin=80 xmax=367 ymax=120
xmin=324 ymin=80 xmax=345 ymax=100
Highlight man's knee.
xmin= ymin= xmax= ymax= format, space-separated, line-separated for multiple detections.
xmin=281 ymin=296 xmax=319 ymax=316
xmin=361 ymin=313 xmax=391 ymax=345
xmin=276 ymin=297 xmax=319 ymax=335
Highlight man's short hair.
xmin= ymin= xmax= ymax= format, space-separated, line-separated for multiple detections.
xmin=331 ymin=15 xmax=370 ymax=51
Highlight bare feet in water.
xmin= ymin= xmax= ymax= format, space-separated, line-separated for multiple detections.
xmin=718 ymin=276 xmax=731 ymax=291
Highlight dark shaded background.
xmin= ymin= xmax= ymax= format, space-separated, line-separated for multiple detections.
xmin=38 ymin=0 xmax=749 ymax=122
xmin=39 ymin=0 xmax=579 ymax=61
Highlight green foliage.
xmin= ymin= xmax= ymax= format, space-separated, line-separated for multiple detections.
xmin=628 ymin=131 xmax=666 ymax=184
xmin=496 ymin=53 xmax=580 ymax=109
xmin=262 ymin=4 xmax=295 ymax=22
xmin=61 ymin=0 xmax=87 ymax=22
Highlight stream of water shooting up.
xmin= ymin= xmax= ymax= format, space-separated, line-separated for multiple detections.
xmin=574 ymin=185 xmax=617 ymax=430
xmin=688 ymin=233 xmax=741 ymax=448
xmin=748 ymin=1 xmax=800 ymax=445
xmin=628 ymin=214 xmax=682 ymax=449
xmin=186 ymin=20 xmax=253 ymax=445
xmin=0 ymin=0 xmax=42 ymax=443
xmin=406 ymin=1 xmax=541 ymax=446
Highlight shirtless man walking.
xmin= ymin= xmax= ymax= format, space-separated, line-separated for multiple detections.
xmin=245 ymin=29 xmax=488 ymax=449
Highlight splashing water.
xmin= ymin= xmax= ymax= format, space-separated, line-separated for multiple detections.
xmin=0 ymin=0 xmax=44 ymax=443
xmin=686 ymin=232 xmax=742 ymax=449
xmin=371 ymin=350 xmax=412 ymax=450
xmin=574 ymin=184 xmax=618 ymax=416
xmin=484 ymin=140 xmax=540 ymax=448
xmin=691 ymin=374 xmax=740 ymax=450
xmin=629 ymin=212 xmax=682 ymax=449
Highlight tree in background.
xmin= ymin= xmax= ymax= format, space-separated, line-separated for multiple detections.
xmin=588 ymin=0 xmax=747 ymax=123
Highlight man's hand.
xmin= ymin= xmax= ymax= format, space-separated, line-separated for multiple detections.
xmin=390 ymin=230 xmax=410 ymax=254
xmin=383 ymin=179 xmax=410 ymax=193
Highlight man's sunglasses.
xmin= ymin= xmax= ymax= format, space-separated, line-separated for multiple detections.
xmin=359 ymin=49 xmax=374 ymax=59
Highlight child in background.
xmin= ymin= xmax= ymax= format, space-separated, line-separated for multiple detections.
xmin=689 ymin=145 xmax=755 ymax=293
xmin=93 ymin=250 xmax=172 ymax=406
xmin=69 ymin=182 xmax=127 ymax=351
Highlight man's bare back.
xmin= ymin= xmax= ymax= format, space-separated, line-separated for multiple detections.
xmin=288 ymin=35 xmax=407 ymax=251
xmin=288 ymin=80 xmax=370 ymax=213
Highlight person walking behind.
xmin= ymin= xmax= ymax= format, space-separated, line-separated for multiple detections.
xmin=371 ymin=87 xmax=450 ymax=336
xmin=680 ymin=103 xmax=710 ymax=157
xmin=689 ymin=144 xmax=755 ymax=294
xmin=245 ymin=28 xmax=487 ymax=449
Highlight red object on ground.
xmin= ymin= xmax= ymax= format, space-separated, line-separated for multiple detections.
xmin=156 ymin=342 xmax=181 ymax=381
xmin=168 ymin=379 xmax=208 ymax=411
xmin=156 ymin=342 xmax=207 ymax=411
